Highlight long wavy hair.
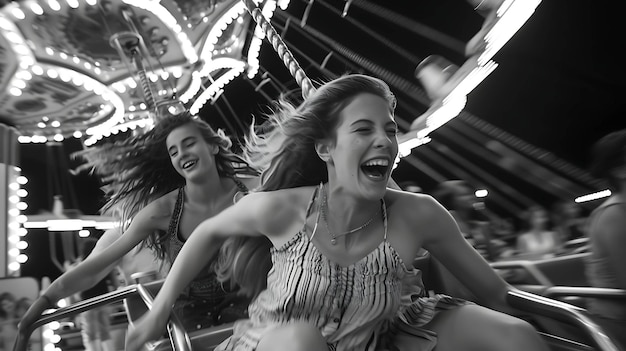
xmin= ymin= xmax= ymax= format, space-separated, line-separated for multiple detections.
xmin=73 ymin=112 xmax=258 ymax=259
xmin=242 ymin=74 xmax=397 ymax=191
xmin=216 ymin=75 xmax=397 ymax=298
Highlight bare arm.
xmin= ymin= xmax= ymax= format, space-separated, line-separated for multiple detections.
xmin=18 ymin=204 xmax=160 ymax=333
xmin=125 ymin=191 xmax=285 ymax=351
xmin=91 ymin=226 xmax=126 ymax=276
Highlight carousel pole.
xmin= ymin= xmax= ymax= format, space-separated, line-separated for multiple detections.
xmin=240 ymin=0 xmax=316 ymax=99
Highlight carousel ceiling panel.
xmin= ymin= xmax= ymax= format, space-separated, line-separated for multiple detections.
xmin=0 ymin=0 xmax=261 ymax=142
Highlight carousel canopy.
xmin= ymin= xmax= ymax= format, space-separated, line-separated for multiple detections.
xmin=0 ymin=0 xmax=274 ymax=144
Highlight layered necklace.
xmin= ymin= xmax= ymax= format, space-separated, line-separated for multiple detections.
xmin=320 ymin=183 xmax=380 ymax=245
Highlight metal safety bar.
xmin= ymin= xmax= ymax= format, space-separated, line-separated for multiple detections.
xmin=507 ymin=289 xmax=621 ymax=351
xmin=13 ymin=282 xmax=192 ymax=351
xmin=541 ymin=286 xmax=626 ymax=300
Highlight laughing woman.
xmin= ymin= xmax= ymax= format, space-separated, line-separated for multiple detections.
xmin=18 ymin=112 xmax=270 ymax=337
xmin=126 ymin=75 xmax=549 ymax=351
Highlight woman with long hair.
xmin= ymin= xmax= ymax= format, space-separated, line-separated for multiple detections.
xmin=126 ymin=75 xmax=548 ymax=351
xmin=18 ymin=111 xmax=271 ymax=335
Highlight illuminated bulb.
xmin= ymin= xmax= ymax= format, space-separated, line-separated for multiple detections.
xmin=475 ymin=189 xmax=489 ymax=198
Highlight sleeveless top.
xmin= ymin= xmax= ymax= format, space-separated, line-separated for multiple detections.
xmin=167 ymin=177 xmax=250 ymax=328
xmin=585 ymin=198 xmax=626 ymax=320
xmin=216 ymin=185 xmax=468 ymax=351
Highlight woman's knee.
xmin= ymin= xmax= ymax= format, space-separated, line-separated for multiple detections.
xmin=502 ymin=316 xmax=547 ymax=346
xmin=429 ymin=305 xmax=546 ymax=350
xmin=257 ymin=322 xmax=328 ymax=351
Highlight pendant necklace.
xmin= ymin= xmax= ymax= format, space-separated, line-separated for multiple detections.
xmin=320 ymin=183 xmax=380 ymax=245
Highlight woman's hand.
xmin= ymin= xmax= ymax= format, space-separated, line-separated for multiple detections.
xmin=16 ymin=295 xmax=54 ymax=351
xmin=124 ymin=310 xmax=169 ymax=351
xmin=17 ymin=296 xmax=53 ymax=334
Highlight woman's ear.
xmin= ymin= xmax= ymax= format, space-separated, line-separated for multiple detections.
xmin=209 ymin=143 xmax=219 ymax=155
xmin=315 ymin=140 xmax=331 ymax=162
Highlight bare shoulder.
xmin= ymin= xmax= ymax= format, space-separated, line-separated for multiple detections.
xmin=385 ymin=189 xmax=457 ymax=243
xmin=132 ymin=190 xmax=178 ymax=227
xmin=239 ymin=186 xmax=319 ymax=238
xmin=242 ymin=186 xmax=317 ymax=216
xmin=386 ymin=189 xmax=444 ymax=222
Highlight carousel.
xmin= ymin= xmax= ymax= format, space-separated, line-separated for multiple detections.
xmin=1 ymin=0 xmax=624 ymax=351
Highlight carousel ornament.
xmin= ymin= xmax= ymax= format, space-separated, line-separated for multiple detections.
xmin=109 ymin=31 xmax=185 ymax=124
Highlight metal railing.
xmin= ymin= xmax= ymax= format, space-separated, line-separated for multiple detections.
xmin=508 ymin=289 xmax=621 ymax=351
xmin=13 ymin=282 xmax=192 ymax=351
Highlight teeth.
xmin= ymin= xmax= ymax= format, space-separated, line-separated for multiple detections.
xmin=363 ymin=159 xmax=389 ymax=167
xmin=182 ymin=160 xmax=196 ymax=169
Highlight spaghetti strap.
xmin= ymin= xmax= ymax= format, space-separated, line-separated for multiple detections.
xmin=167 ymin=187 xmax=185 ymax=240
xmin=231 ymin=175 xmax=250 ymax=204
xmin=307 ymin=184 xmax=323 ymax=241
xmin=382 ymin=198 xmax=388 ymax=241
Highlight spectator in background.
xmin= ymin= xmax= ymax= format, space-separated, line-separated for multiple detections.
xmin=432 ymin=180 xmax=504 ymax=260
xmin=584 ymin=129 xmax=626 ymax=349
xmin=515 ymin=205 xmax=562 ymax=260
xmin=551 ymin=200 xmax=588 ymax=244
xmin=0 ymin=292 xmax=18 ymax=351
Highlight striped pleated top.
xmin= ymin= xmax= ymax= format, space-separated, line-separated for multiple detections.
xmin=217 ymin=185 xmax=467 ymax=351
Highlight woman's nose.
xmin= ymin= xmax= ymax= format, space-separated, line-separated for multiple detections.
xmin=374 ymin=131 xmax=393 ymax=148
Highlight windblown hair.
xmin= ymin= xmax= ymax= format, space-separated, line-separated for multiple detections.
xmin=589 ymin=129 xmax=626 ymax=192
xmin=73 ymin=111 xmax=258 ymax=263
xmin=215 ymin=75 xmax=397 ymax=298
xmin=242 ymin=74 xmax=397 ymax=191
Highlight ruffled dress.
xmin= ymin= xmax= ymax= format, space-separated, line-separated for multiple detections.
xmin=216 ymin=185 xmax=469 ymax=351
